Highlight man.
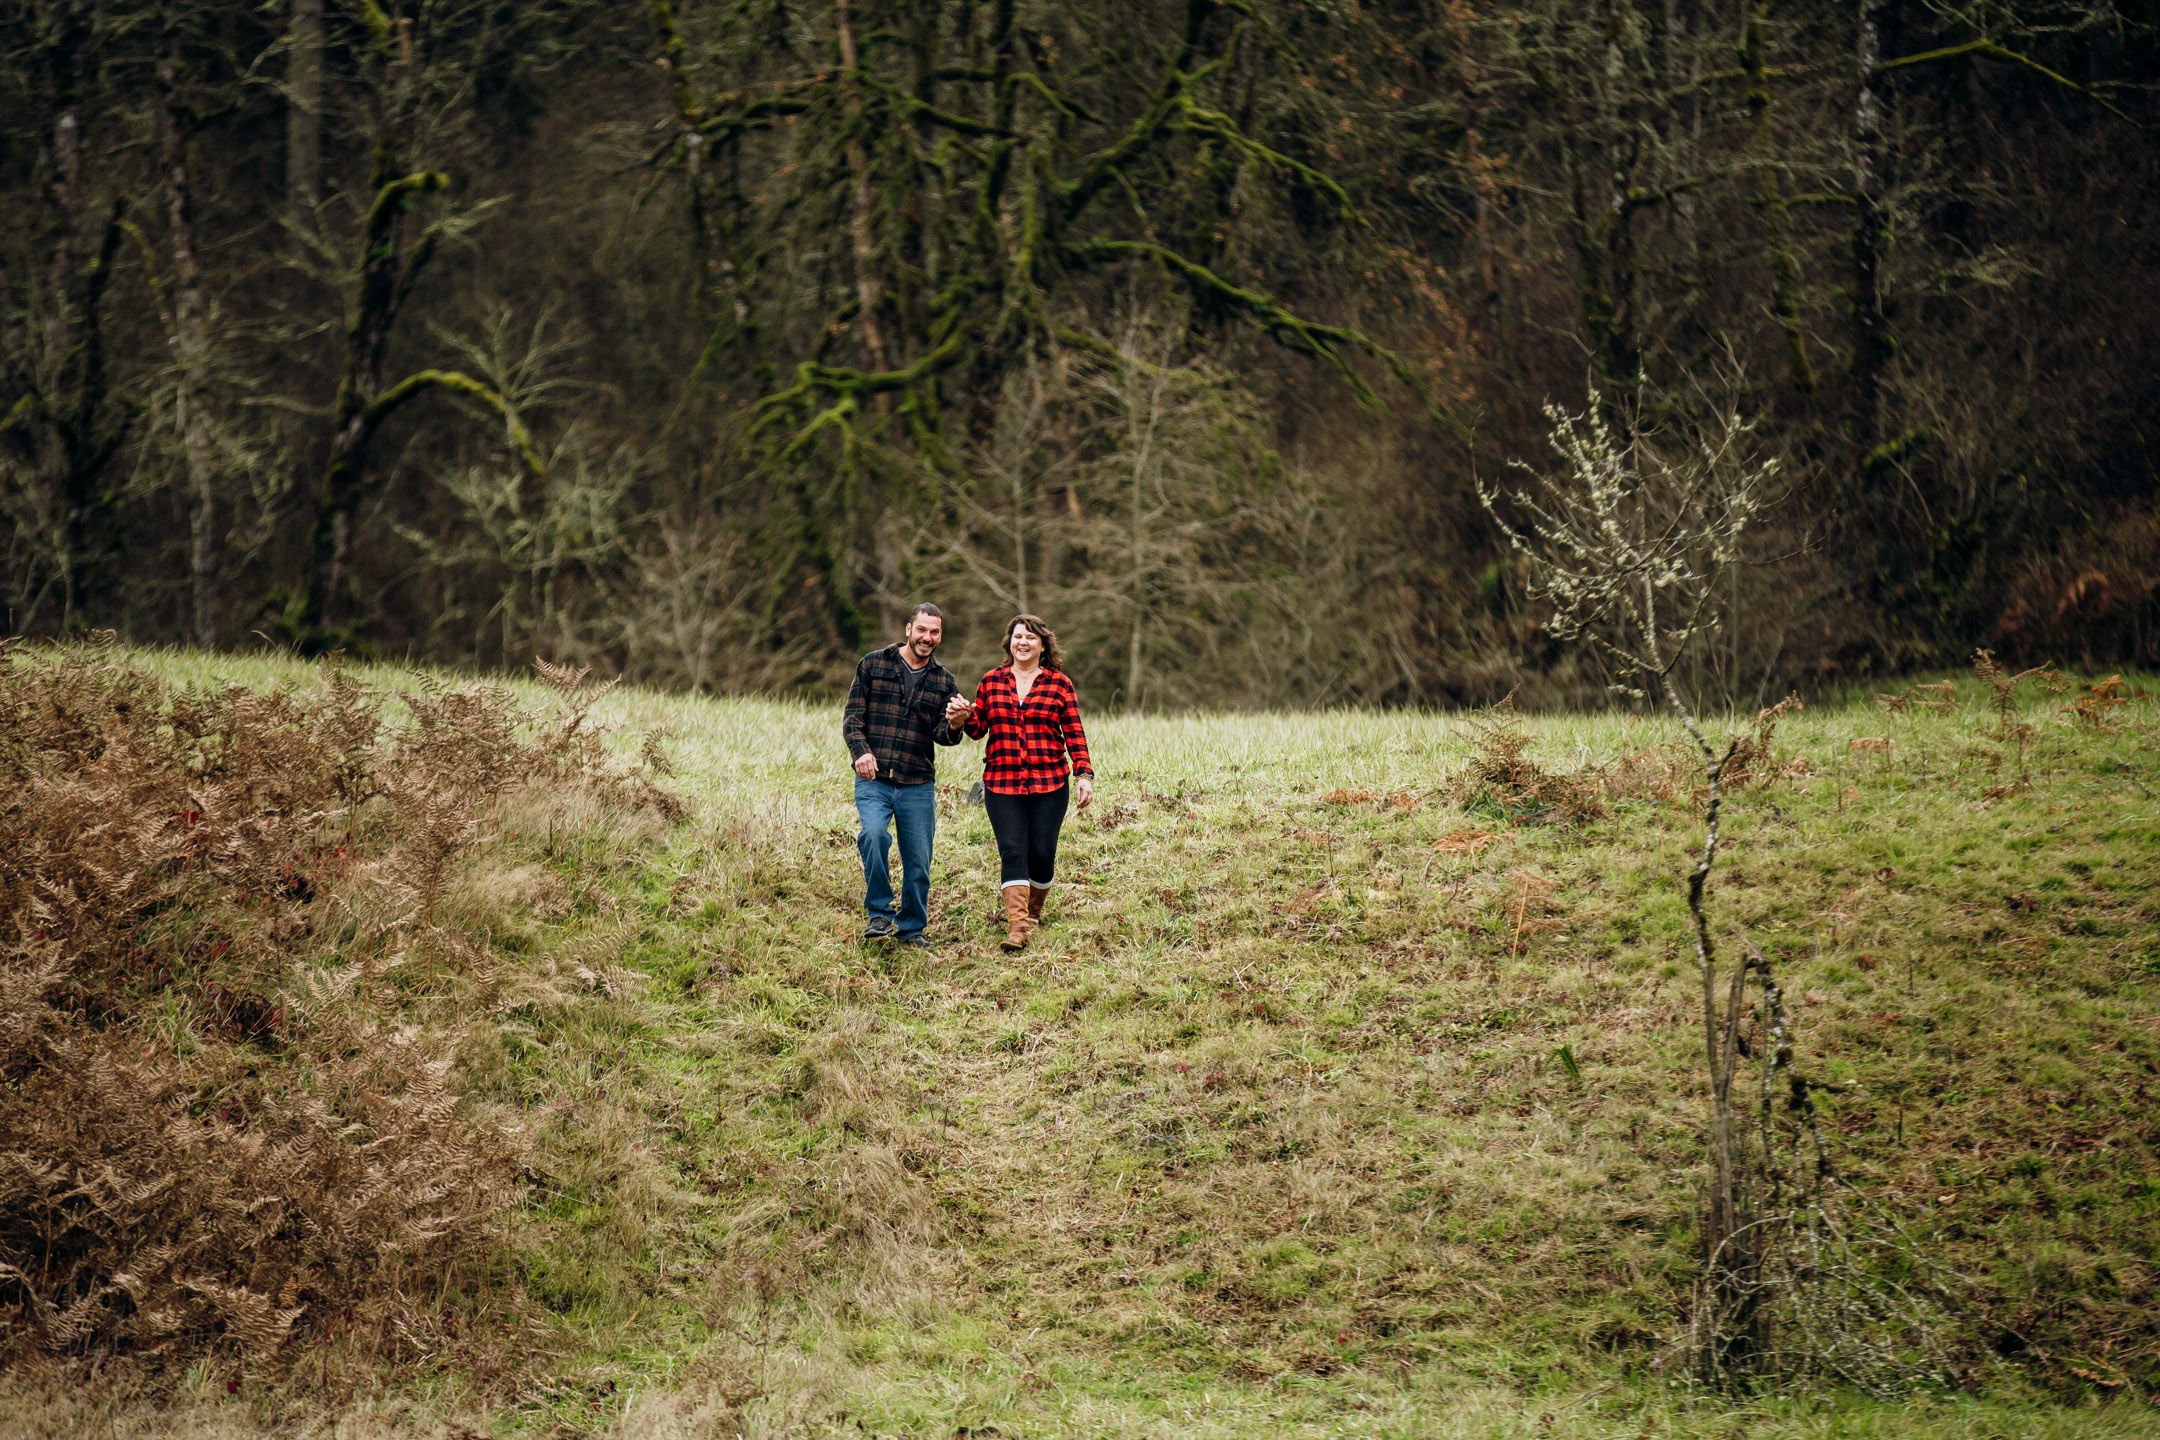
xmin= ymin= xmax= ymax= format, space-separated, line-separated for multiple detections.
xmin=843 ymin=602 xmax=964 ymax=947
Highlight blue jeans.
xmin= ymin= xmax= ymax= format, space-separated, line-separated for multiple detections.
xmin=855 ymin=778 xmax=936 ymax=937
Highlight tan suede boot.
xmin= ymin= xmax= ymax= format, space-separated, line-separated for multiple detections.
xmin=1026 ymin=886 xmax=1048 ymax=925
xmin=1000 ymin=886 xmax=1034 ymax=952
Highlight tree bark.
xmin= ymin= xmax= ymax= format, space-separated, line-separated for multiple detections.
xmin=1745 ymin=3 xmax=1816 ymax=395
xmin=835 ymin=0 xmax=893 ymax=380
xmin=309 ymin=170 xmax=446 ymax=634
xmin=1450 ymin=6 xmax=1505 ymax=359
xmin=1124 ymin=363 xmax=1163 ymax=714
xmin=1851 ymin=0 xmax=1891 ymax=461
xmin=287 ymin=0 xmax=324 ymax=222
xmin=160 ymin=28 xmax=218 ymax=648
xmin=1656 ymin=664 xmax=1754 ymax=1376
xmin=40 ymin=0 xmax=89 ymax=631
xmin=1598 ymin=3 xmax=1641 ymax=409
xmin=1662 ymin=0 xmax=1703 ymax=313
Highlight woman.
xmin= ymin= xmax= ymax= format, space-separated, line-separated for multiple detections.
xmin=944 ymin=614 xmax=1093 ymax=951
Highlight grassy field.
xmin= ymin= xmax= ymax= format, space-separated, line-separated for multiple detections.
xmin=7 ymin=648 xmax=2158 ymax=1438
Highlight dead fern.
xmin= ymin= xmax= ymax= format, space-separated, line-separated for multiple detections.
xmin=1448 ymin=695 xmax=1607 ymax=825
xmin=1972 ymin=649 xmax=2067 ymax=782
xmin=1601 ymin=744 xmax=1696 ymax=804
xmin=2064 ymin=674 xmax=2130 ymax=730
xmin=525 ymin=657 xmax=686 ymax=821
xmin=0 ymin=643 xmax=682 ymax=1362
xmin=1725 ymin=693 xmax=1807 ymax=788
xmin=1873 ymin=678 xmax=1960 ymax=719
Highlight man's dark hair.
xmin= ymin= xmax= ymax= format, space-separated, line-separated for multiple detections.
xmin=909 ymin=602 xmax=943 ymax=622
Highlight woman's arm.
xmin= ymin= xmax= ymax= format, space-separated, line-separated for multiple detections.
xmin=1062 ymin=680 xmax=1094 ymax=808
xmin=1059 ymin=676 xmax=1093 ymax=792
xmin=962 ymin=677 xmax=992 ymax=739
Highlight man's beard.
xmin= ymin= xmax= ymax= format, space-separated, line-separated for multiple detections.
xmin=910 ymin=637 xmax=938 ymax=658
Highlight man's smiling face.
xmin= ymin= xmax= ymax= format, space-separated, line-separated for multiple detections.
xmin=905 ymin=612 xmax=943 ymax=662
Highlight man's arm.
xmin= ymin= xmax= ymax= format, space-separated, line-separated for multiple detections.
xmin=933 ymin=674 xmax=965 ymax=746
xmin=844 ymin=660 xmax=877 ymax=776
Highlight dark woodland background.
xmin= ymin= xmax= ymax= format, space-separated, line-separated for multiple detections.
xmin=2 ymin=0 xmax=2154 ymax=709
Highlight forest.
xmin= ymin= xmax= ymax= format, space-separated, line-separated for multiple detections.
xmin=2 ymin=0 xmax=2156 ymax=708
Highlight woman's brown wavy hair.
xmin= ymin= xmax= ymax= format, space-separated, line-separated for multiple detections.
xmin=1001 ymin=614 xmax=1064 ymax=672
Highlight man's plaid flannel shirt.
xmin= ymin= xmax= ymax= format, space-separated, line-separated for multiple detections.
xmin=843 ymin=644 xmax=963 ymax=785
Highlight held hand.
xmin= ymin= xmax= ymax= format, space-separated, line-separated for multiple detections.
xmin=853 ymin=751 xmax=879 ymax=780
xmin=1075 ymin=776 xmax=1094 ymax=809
xmin=944 ymin=695 xmax=972 ymax=725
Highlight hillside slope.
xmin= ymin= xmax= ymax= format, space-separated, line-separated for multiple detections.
xmin=5 ymin=649 xmax=2157 ymax=1438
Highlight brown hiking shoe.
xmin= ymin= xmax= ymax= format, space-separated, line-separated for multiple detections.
xmin=1026 ymin=886 xmax=1047 ymax=924
xmin=1000 ymin=887 xmax=1034 ymax=952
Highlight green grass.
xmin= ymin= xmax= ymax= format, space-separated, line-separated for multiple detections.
xmin=16 ymin=648 xmax=2160 ymax=1438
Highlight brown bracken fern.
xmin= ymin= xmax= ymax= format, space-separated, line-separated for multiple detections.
xmin=0 ymin=639 xmax=679 ymax=1361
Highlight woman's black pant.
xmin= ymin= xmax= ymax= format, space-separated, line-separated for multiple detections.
xmin=984 ymin=784 xmax=1069 ymax=890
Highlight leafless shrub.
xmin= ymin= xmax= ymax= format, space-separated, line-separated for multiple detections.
xmin=1688 ymin=942 xmax=1975 ymax=1395
xmin=0 ymin=641 xmax=680 ymax=1361
xmin=1481 ymin=386 xmax=1809 ymax=1384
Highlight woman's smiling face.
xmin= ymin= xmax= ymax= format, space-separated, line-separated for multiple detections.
xmin=1008 ymin=623 xmax=1041 ymax=664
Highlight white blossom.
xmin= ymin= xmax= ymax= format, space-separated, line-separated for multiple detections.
xmin=1478 ymin=388 xmax=1776 ymax=686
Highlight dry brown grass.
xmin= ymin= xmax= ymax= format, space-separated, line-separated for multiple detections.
xmin=0 ymin=640 xmax=675 ymax=1366
xmin=0 ymin=1362 xmax=497 ymax=1438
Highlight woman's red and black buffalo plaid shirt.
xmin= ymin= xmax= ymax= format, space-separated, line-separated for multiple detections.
xmin=962 ymin=665 xmax=1093 ymax=795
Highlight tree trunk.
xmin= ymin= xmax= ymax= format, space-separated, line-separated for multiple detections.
xmin=1565 ymin=142 xmax=1635 ymax=430
xmin=1658 ymin=666 xmax=1757 ymax=1376
xmin=1124 ymin=368 xmax=1160 ymax=714
xmin=1450 ymin=7 xmax=1505 ymax=359
xmin=41 ymin=0 xmax=89 ymax=632
xmin=1745 ymin=3 xmax=1816 ymax=395
xmin=875 ymin=511 xmax=905 ymax=638
xmin=1598 ymin=4 xmax=1641 ymax=411
xmin=835 ymin=0 xmax=893 ymax=381
xmin=287 ymin=0 xmax=323 ymax=222
xmin=161 ymin=29 xmax=218 ymax=648
xmin=1011 ymin=445 xmax=1029 ymax=617
xmin=308 ymin=170 xmax=443 ymax=635
xmin=1851 ymin=1 xmax=1890 ymax=461
xmin=1663 ymin=0 xmax=1703 ymax=318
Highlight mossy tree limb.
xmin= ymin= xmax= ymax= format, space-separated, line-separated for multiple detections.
xmin=298 ymin=168 xmax=539 ymax=648
xmin=646 ymin=0 xmax=1428 ymax=641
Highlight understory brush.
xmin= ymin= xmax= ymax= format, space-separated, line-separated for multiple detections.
xmin=0 ymin=640 xmax=677 ymax=1367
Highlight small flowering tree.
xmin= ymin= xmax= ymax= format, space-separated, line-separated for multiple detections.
xmin=1481 ymin=394 xmax=1772 ymax=723
xmin=1481 ymin=391 xmax=1779 ymax=1375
